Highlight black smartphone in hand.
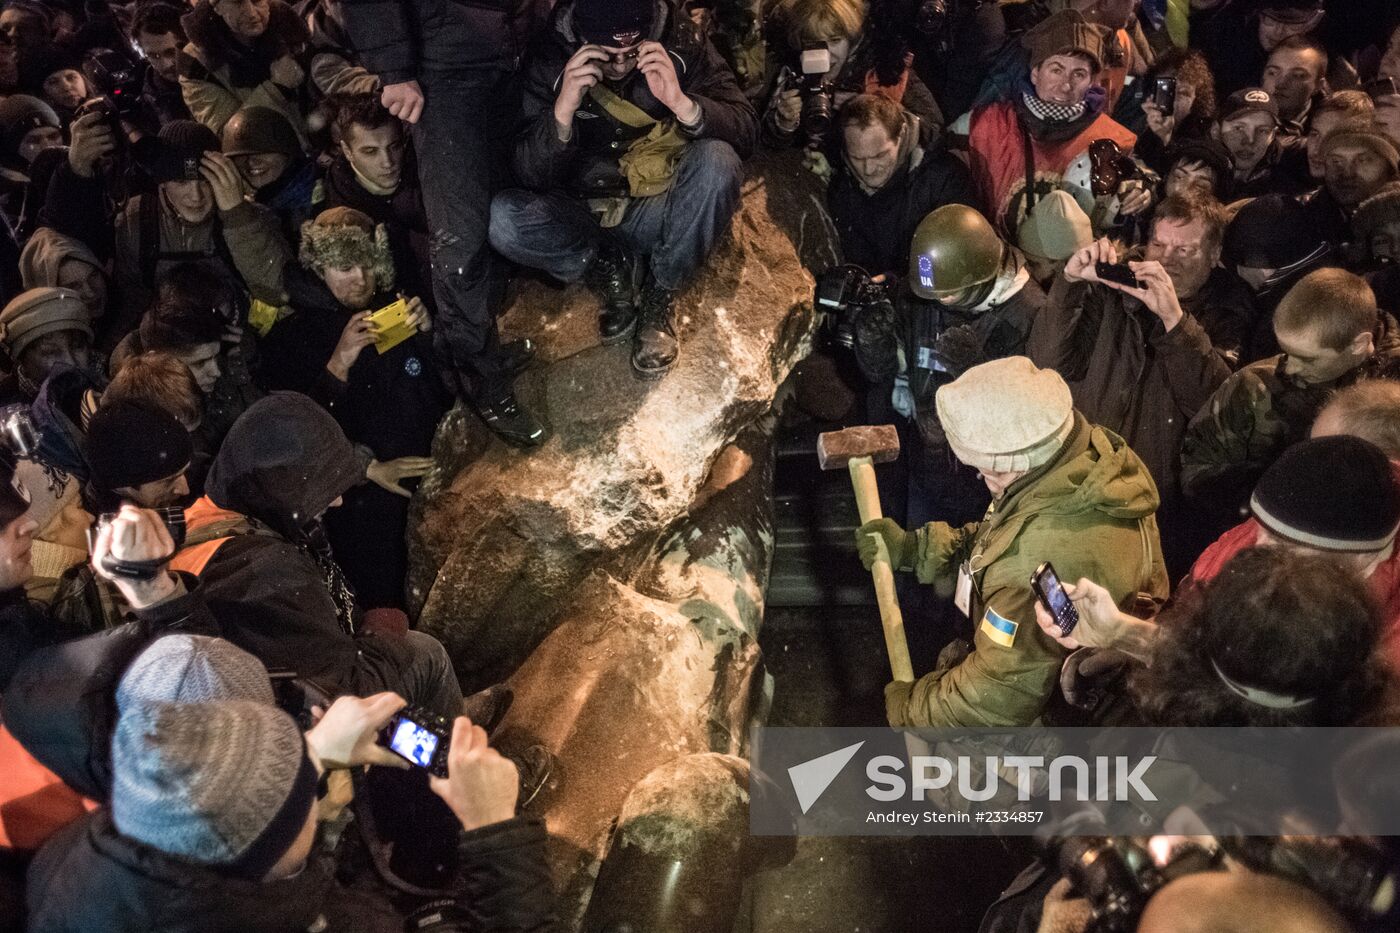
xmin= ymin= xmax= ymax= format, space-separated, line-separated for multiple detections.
xmin=1152 ymin=75 xmax=1178 ymax=115
xmin=1031 ymin=561 xmax=1080 ymax=637
xmin=1095 ymin=261 xmax=1142 ymax=290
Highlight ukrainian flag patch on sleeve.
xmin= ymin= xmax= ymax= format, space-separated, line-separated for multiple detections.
xmin=979 ymin=607 xmax=1018 ymax=648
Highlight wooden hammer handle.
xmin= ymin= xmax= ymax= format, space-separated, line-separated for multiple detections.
xmin=847 ymin=456 xmax=915 ymax=684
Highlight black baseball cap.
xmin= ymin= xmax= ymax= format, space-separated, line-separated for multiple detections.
xmin=1221 ymin=87 xmax=1280 ymax=125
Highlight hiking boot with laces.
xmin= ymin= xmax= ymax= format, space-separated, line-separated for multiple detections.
xmin=631 ymin=283 xmax=678 ymax=380
xmin=584 ymin=239 xmax=639 ymax=345
xmin=477 ymin=390 xmax=545 ymax=448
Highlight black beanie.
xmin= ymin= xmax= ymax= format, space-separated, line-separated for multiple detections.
xmin=1251 ymin=436 xmax=1400 ymax=553
xmin=572 ymin=0 xmax=655 ymax=46
xmin=1224 ymin=194 xmax=1330 ymax=269
xmin=85 ymin=402 xmax=194 ymax=492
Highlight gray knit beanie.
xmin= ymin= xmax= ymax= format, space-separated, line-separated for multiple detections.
xmin=111 ymin=700 xmax=319 ymax=879
xmin=116 ymin=635 xmax=275 ymax=712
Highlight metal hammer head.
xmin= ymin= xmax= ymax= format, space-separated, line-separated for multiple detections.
xmin=817 ymin=425 xmax=901 ymax=470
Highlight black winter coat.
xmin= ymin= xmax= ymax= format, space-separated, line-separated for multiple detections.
xmin=2 ymin=578 xmax=220 ymax=800
xmin=26 ymin=809 xmax=559 ymax=933
xmin=256 ymin=269 xmax=449 ymax=463
xmin=826 ymin=120 xmax=976 ymax=280
xmin=321 ymin=155 xmax=435 ymax=311
xmin=512 ymin=0 xmax=757 ymax=199
xmin=338 ymin=0 xmax=523 ymax=84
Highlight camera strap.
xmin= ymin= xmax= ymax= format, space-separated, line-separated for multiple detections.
xmin=1020 ymin=123 xmax=1037 ymax=218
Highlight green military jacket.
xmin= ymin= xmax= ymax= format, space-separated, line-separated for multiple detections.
xmin=1180 ymin=313 xmax=1400 ymax=503
xmin=886 ymin=414 xmax=1169 ymax=728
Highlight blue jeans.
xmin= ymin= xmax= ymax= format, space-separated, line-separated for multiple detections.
xmin=489 ymin=139 xmax=743 ymax=290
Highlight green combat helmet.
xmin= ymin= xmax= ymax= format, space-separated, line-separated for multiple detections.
xmin=908 ymin=204 xmax=1005 ymax=306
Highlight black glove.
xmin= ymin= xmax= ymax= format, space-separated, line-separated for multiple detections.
xmin=1059 ymin=647 xmax=1132 ymax=711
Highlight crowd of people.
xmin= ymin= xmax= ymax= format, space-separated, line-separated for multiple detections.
xmin=0 ymin=0 xmax=1395 ymax=928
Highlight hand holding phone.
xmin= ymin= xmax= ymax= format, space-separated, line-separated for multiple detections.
xmin=1031 ymin=561 xmax=1080 ymax=637
xmin=1095 ymin=261 xmax=1143 ymax=290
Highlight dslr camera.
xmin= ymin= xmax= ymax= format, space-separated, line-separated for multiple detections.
xmin=815 ymin=265 xmax=893 ymax=351
xmin=1044 ymin=832 xmax=1400 ymax=932
xmin=779 ymin=42 xmax=837 ymax=143
xmin=82 ymin=48 xmax=143 ymax=118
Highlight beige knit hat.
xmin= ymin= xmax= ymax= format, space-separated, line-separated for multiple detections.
xmin=935 ymin=356 xmax=1075 ymax=473
xmin=0 ymin=286 xmax=92 ymax=359
xmin=1017 ymin=190 xmax=1094 ymax=262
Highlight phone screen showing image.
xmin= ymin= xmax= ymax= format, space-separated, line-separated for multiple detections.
xmin=1036 ymin=563 xmax=1080 ymax=636
xmin=389 ymin=718 xmax=439 ymax=768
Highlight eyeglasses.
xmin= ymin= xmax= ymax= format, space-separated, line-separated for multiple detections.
xmin=600 ymin=45 xmax=642 ymax=65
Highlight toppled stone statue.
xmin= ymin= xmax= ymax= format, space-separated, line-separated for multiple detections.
xmin=408 ymin=150 xmax=829 ymax=923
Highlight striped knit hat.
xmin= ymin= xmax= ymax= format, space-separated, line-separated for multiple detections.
xmin=1251 ymin=436 xmax=1400 ymax=553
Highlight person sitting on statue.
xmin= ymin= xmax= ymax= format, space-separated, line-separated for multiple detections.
xmin=489 ymin=0 xmax=757 ymax=381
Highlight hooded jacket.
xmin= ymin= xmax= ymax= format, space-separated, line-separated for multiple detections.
xmin=26 ymin=807 xmax=560 ymax=933
xmin=826 ymin=110 xmax=976 ymax=280
xmin=1028 ymin=269 xmax=1246 ymax=503
xmin=1181 ymin=312 xmax=1400 ymax=508
xmin=885 ymin=414 xmax=1169 ymax=728
xmin=512 ymin=0 xmax=757 ymax=199
xmin=177 ymin=392 xmax=422 ymax=690
xmin=178 ymin=0 xmax=311 ymax=144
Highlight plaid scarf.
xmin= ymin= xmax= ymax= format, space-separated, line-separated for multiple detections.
xmin=1022 ymin=92 xmax=1087 ymax=124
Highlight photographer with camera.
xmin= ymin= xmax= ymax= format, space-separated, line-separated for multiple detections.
xmin=826 ymin=93 xmax=974 ymax=284
xmin=845 ymin=204 xmax=1043 ymax=529
xmin=22 ymin=685 xmax=559 ymax=931
xmin=761 ymin=0 xmax=943 ymax=153
xmin=490 ymin=0 xmax=755 ymax=382
xmin=855 ymin=357 xmax=1167 ymax=728
xmin=257 ymin=207 xmax=446 ymax=611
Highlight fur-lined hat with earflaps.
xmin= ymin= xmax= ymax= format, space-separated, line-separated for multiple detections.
xmin=298 ymin=206 xmax=395 ymax=289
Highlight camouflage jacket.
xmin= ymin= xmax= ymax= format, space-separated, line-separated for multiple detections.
xmin=885 ymin=415 xmax=1169 ymax=728
xmin=1180 ymin=312 xmax=1400 ymax=504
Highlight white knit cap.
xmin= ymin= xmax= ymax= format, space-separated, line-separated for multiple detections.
xmin=935 ymin=356 xmax=1075 ymax=473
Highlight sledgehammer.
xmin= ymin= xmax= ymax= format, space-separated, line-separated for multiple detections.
xmin=817 ymin=425 xmax=914 ymax=684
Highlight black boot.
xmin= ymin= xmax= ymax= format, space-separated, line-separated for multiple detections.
xmin=500 ymin=338 xmax=536 ymax=376
xmin=631 ymin=282 xmax=678 ymax=380
xmin=584 ymin=239 xmax=639 ymax=345
xmin=477 ymin=390 xmax=545 ymax=448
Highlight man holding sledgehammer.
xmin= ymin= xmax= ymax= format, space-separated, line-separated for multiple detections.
xmin=851 ymin=357 xmax=1169 ymax=728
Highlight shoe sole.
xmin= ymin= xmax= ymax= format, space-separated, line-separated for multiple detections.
xmin=631 ymin=360 xmax=673 ymax=381
xmin=599 ymin=317 xmax=638 ymax=346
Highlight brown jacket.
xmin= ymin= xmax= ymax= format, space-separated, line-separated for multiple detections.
xmin=1026 ymin=272 xmax=1243 ymax=503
